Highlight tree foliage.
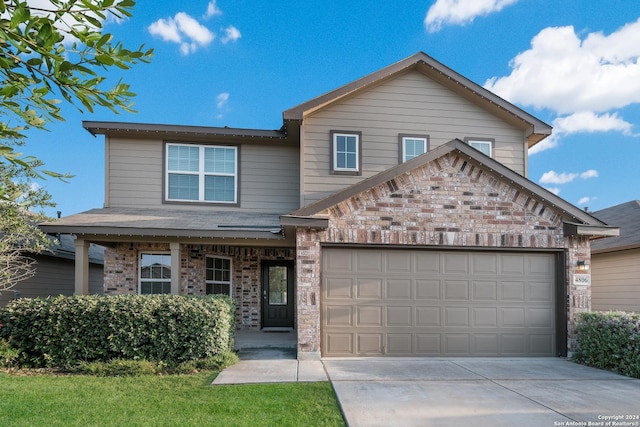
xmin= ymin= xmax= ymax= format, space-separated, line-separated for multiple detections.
xmin=0 ymin=0 xmax=152 ymax=291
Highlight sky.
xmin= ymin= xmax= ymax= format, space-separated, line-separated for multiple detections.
xmin=24 ymin=0 xmax=640 ymax=218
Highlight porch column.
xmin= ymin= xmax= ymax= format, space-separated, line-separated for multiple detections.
xmin=170 ymin=242 xmax=181 ymax=295
xmin=74 ymin=238 xmax=90 ymax=295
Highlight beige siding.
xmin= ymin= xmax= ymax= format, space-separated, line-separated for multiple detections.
xmin=107 ymin=137 xmax=300 ymax=213
xmin=592 ymin=249 xmax=640 ymax=313
xmin=0 ymin=256 xmax=103 ymax=306
xmin=301 ymin=70 xmax=526 ymax=206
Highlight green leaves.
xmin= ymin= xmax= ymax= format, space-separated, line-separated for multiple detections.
xmin=0 ymin=295 xmax=236 ymax=368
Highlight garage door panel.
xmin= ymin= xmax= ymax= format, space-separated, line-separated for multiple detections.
xmin=445 ymin=334 xmax=470 ymax=354
xmin=326 ymin=277 xmax=353 ymax=299
xmin=325 ymin=305 xmax=353 ymax=327
xmin=501 ymin=281 xmax=526 ymax=301
xmin=528 ymin=281 xmax=553 ymax=302
xmin=326 ymin=333 xmax=353 ymax=355
xmin=357 ymin=305 xmax=383 ymax=326
xmin=322 ymin=248 xmax=556 ymax=357
xmin=387 ymin=279 xmax=412 ymax=299
xmin=473 ymin=281 xmax=498 ymax=300
xmin=416 ymin=279 xmax=440 ymax=299
xmin=416 ymin=306 xmax=441 ymax=326
xmin=473 ymin=307 xmax=498 ymax=327
xmin=387 ymin=306 xmax=413 ymax=326
xmin=357 ymin=333 xmax=384 ymax=355
xmin=356 ymin=278 xmax=382 ymax=298
xmin=387 ymin=334 xmax=412 ymax=354
xmin=444 ymin=280 xmax=469 ymax=300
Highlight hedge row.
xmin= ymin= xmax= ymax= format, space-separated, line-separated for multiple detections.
xmin=574 ymin=311 xmax=640 ymax=378
xmin=0 ymin=294 xmax=235 ymax=368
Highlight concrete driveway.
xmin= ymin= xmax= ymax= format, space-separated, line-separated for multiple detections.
xmin=323 ymin=358 xmax=640 ymax=427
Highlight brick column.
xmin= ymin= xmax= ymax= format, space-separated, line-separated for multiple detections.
xmin=565 ymin=235 xmax=591 ymax=355
xmin=296 ymin=228 xmax=322 ymax=360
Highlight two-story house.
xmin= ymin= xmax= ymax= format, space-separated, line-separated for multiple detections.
xmin=40 ymin=52 xmax=618 ymax=360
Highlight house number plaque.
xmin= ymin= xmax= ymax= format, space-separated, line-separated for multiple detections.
xmin=572 ymin=274 xmax=591 ymax=286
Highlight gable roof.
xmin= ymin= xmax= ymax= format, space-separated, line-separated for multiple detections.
xmin=283 ymin=139 xmax=617 ymax=238
xmin=283 ymin=52 xmax=552 ymax=148
xmin=591 ymin=200 xmax=640 ymax=253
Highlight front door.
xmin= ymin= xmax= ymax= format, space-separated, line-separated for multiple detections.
xmin=262 ymin=260 xmax=294 ymax=328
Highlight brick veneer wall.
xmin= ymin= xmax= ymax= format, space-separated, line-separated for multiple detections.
xmin=296 ymin=151 xmax=590 ymax=358
xmin=104 ymin=243 xmax=294 ymax=329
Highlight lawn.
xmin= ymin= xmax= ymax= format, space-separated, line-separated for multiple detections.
xmin=0 ymin=372 xmax=346 ymax=426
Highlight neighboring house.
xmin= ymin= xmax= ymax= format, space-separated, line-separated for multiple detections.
xmin=590 ymin=200 xmax=640 ymax=313
xmin=40 ymin=52 xmax=618 ymax=359
xmin=0 ymin=234 xmax=104 ymax=306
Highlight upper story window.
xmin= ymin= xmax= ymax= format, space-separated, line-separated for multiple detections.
xmin=399 ymin=134 xmax=429 ymax=162
xmin=166 ymin=143 xmax=238 ymax=204
xmin=465 ymin=138 xmax=494 ymax=157
xmin=139 ymin=253 xmax=171 ymax=294
xmin=331 ymin=131 xmax=361 ymax=175
xmin=206 ymin=256 xmax=232 ymax=296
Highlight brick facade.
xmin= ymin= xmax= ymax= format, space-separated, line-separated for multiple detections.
xmin=104 ymin=243 xmax=294 ymax=329
xmin=296 ymin=151 xmax=590 ymax=358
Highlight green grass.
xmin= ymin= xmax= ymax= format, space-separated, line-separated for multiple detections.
xmin=0 ymin=372 xmax=346 ymax=426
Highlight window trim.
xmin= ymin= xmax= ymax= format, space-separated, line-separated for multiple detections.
xmin=205 ymin=255 xmax=233 ymax=296
xmin=139 ymin=252 xmax=172 ymax=295
xmin=465 ymin=137 xmax=494 ymax=157
xmin=330 ymin=130 xmax=362 ymax=175
xmin=398 ymin=134 xmax=430 ymax=163
xmin=163 ymin=142 xmax=240 ymax=206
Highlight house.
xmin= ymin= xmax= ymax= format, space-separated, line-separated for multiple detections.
xmin=590 ymin=200 xmax=640 ymax=313
xmin=39 ymin=52 xmax=619 ymax=359
xmin=0 ymin=234 xmax=104 ymax=306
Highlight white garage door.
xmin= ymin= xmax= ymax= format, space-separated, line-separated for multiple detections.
xmin=321 ymin=248 xmax=556 ymax=357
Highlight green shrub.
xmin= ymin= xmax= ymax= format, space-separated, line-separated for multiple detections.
xmin=574 ymin=311 xmax=640 ymax=378
xmin=0 ymin=294 xmax=235 ymax=368
xmin=0 ymin=338 xmax=21 ymax=368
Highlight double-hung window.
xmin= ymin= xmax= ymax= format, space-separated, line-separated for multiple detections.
xmin=466 ymin=138 xmax=494 ymax=157
xmin=139 ymin=253 xmax=171 ymax=294
xmin=400 ymin=134 xmax=429 ymax=162
xmin=206 ymin=256 xmax=232 ymax=296
xmin=331 ymin=131 xmax=361 ymax=174
xmin=166 ymin=143 xmax=237 ymax=204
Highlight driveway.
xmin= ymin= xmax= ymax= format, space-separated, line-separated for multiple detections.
xmin=323 ymin=358 xmax=640 ymax=427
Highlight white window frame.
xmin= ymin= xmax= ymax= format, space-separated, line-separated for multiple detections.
xmin=399 ymin=134 xmax=429 ymax=162
xmin=139 ymin=252 xmax=172 ymax=295
xmin=165 ymin=143 xmax=238 ymax=204
xmin=205 ymin=255 xmax=232 ymax=296
xmin=331 ymin=131 xmax=361 ymax=174
xmin=465 ymin=138 xmax=494 ymax=157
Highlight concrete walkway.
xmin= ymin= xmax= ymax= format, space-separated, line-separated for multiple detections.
xmin=324 ymin=357 xmax=640 ymax=427
xmin=212 ymin=330 xmax=328 ymax=385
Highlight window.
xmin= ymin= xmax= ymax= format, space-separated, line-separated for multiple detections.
xmin=140 ymin=253 xmax=171 ymax=294
xmin=399 ymin=134 xmax=429 ymax=162
xmin=331 ymin=131 xmax=361 ymax=174
xmin=466 ymin=138 xmax=494 ymax=157
xmin=206 ymin=256 xmax=232 ymax=296
xmin=166 ymin=143 xmax=237 ymax=204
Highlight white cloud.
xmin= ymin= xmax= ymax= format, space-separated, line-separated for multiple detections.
xmin=577 ymin=196 xmax=597 ymax=206
xmin=204 ymin=1 xmax=222 ymax=19
xmin=149 ymin=8 xmax=241 ymax=55
xmin=425 ymin=0 xmax=519 ymax=33
xmin=545 ymin=187 xmax=561 ymax=196
xmin=221 ymin=25 xmax=241 ymax=43
xmin=580 ymin=169 xmax=599 ymax=179
xmin=539 ymin=171 xmax=577 ymax=184
xmin=485 ymin=18 xmax=640 ymax=115
xmin=216 ymin=92 xmax=229 ymax=109
xmin=530 ymin=111 xmax=635 ymax=154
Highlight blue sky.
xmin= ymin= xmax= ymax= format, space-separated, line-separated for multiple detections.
xmin=26 ymin=0 xmax=640 ymax=218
